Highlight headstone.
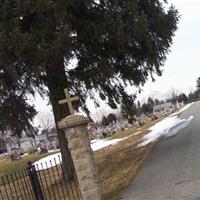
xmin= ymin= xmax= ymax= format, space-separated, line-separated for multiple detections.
xmin=10 ymin=152 xmax=20 ymax=160
xmin=10 ymin=148 xmax=20 ymax=161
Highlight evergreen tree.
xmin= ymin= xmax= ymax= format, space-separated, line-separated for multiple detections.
xmin=160 ymin=100 xmax=165 ymax=104
xmin=137 ymin=101 xmax=141 ymax=109
xmin=0 ymin=69 xmax=37 ymax=139
xmin=137 ymin=100 xmax=142 ymax=115
xmin=148 ymin=97 xmax=155 ymax=106
xmin=178 ymin=93 xmax=188 ymax=103
xmin=155 ymin=98 xmax=160 ymax=105
xmin=182 ymin=93 xmax=188 ymax=103
xmin=188 ymin=92 xmax=196 ymax=102
xmin=107 ymin=113 xmax=117 ymax=124
xmin=196 ymin=77 xmax=200 ymax=94
xmin=141 ymin=103 xmax=153 ymax=114
xmin=140 ymin=97 xmax=154 ymax=114
xmin=0 ymin=1 xmax=179 ymax=177
xmin=121 ymin=103 xmax=129 ymax=119
xmin=101 ymin=116 xmax=108 ymax=126
xmin=121 ymin=101 xmax=138 ymax=118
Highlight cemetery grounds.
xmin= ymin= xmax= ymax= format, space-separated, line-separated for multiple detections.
xmin=0 ymin=117 xmax=167 ymax=200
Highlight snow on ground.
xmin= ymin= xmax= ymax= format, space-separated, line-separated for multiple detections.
xmin=170 ymin=102 xmax=194 ymax=117
xmin=34 ymin=131 xmax=141 ymax=170
xmin=34 ymin=152 xmax=61 ymax=170
xmin=34 ymin=111 xmax=193 ymax=169
xmin=138 ymin=115 xmax=194 ymax=147
xmin=138 ymin=102 xmax=195 ymax=147
xmin=48 ymin=149 xmax=60 ymax=153
xmin=34 ymin=103 xmax=195 ymax=170
xmin=91 ymin=138 xmax=124 ymax=151
xmin=21 ymin=153 xmax=29 ymax=157
xmin=91 ymin=132 xmax=140 ymax=151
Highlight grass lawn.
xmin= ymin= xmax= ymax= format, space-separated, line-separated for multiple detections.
xmin=0 ymin=151 xmax=60 ymax=177
xmin=97 ymin=142 xmax=156 ymax=200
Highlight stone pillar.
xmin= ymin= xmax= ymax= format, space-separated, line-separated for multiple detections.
xmin=58 ymin=114 xmax=102 ymax=200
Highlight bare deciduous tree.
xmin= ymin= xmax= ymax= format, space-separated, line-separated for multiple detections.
xmin=167 ymin=88 xmax=181 ymax=104
xmin=37 ymin=112 xmax=55 ymax=132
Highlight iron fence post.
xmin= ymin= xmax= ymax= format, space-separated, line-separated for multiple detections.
xmin=27 ymin=161 xmax=44 ymax=200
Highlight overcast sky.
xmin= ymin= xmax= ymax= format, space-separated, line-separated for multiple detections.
xmin=34 ymin=0 xmax=200 ymax=122
xmin=135 ymin=0 xmax=200 ymax=101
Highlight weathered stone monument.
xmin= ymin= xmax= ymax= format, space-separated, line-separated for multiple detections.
xmin=58 ymin=88 xmax=102 ymax=200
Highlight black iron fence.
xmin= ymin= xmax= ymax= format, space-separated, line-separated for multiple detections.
xmin=0 ymin=154 xmax=81 ymax=200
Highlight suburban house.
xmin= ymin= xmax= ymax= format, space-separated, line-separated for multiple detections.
xmin=42 ymin=128 xmax=58 ymax=143
xmin=35 ymin=134 xmax=48 ymax=145
xmin=5 ymin=134 xmax=51 ymax=153
xmin=2 ymin=126 xmax=59 ymax=154
xmin=5 ymin=137 xmax=18 ymax=154
xmin=20 ymin=136 xmax=35 ymax=152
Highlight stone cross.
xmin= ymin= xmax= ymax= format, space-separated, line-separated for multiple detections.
xmin=58 ymin=114 xmax=103 ymax=200
xmin=58 ymin=88 xmax=79 ymax=114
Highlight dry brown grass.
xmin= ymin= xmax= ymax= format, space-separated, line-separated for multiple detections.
xmin=95 ymin=119 xmax=163 ymax=200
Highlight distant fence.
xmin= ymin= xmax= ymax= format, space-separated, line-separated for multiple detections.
xmin=0 ymin=155 xmax=81 ymax=200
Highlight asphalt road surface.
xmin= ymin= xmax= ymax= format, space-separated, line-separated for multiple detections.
xmin=121 ymin=102 xmax=200 ymax=200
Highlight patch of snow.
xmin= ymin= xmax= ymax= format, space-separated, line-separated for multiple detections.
xmin=33 ymin=152 xmax=61 ymax=170
xmin=90 ymin=139 xmax=99 ymax=144
xmin=91 ymin=138 xmax=125 ymax=151
xmin=48 ymin=149 xmax=60 ymax=153
xmin=0 ymin=153 xmax=8 ymax=157
xmin=138 ymin=115 xmax=194 ymax=147
xmin=34 ymin=113 xmax=193 ymax=170
xmin=21 ymin=153 xmax=29 ymax=157
xmin=133 ymin=131 xmax=141 ymax=136
xmin=166 ymin=116 xmax=194 ymax=137
xmin=170 ymin=102 xmax=194 ymax=117
xmin=33 ymin=103 xmax=194 ymax=170
xmin=34 ymin=132 xmax=142 ymax=170
xmin=91 ymin=133 xmax=141 ymax=151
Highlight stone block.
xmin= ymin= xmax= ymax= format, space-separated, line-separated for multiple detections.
xmin=81 ymin=188 xmax=102 ymax=200
xmin=73 ymin=158 xmax=92 ymax=172
xmin=69 ymin=138 xmax=85 ymax=149
xmin=79 ymin=179 xmax=96 ymax=192
xmin=58 ymin=114 xmax=89 ymax=129
xmin=71 ymin=148 xmax=89 ymax=160
xmin=68 ymin=131 xmax=79 ymax=140
xmin=76 ymin=167 xmax=95 ymax=181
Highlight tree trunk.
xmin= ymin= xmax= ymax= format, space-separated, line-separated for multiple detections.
xmin=46 ymin=62 xmax=74 ymax=181
xmin=17 ymin=136 xmax=21 ymax=148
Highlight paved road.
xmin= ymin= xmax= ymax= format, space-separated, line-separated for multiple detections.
xmin=121 ymin=102 xmax=200 ymax=200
